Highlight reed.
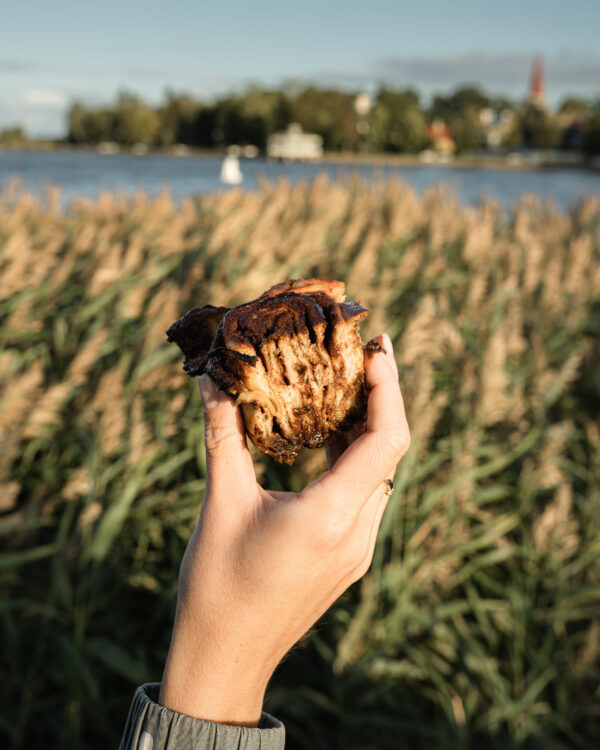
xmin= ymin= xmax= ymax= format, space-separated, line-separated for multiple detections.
xmin=0 ymin=179 xmax=599 ymax=749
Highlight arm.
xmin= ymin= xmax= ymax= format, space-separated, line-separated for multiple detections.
xmin=119 ymin=334 xmax=410 ymax=747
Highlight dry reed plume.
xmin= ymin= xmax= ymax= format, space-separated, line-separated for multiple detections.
xmin=0 ymin=179 xmax=599 ymax=750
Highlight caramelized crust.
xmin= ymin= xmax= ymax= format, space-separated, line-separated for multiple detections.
xmin=165 ymin=305 xmax=230 ymax=376
xmin=261 ymin=278 xmax=346 ymax=302
xmin=167 ymin=279 xmax=369 ymax=464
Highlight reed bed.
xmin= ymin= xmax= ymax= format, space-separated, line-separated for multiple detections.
xmin=0 ymin=178 xmax=599 ymax=749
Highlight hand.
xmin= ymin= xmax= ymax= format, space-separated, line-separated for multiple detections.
xmin=159 ymin=333 xmax=410 ymax=726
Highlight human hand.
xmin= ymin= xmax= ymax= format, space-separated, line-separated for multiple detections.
xmin=158 ymin=333 xmax=410 ymax=726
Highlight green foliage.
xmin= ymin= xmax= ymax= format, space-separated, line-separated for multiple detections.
xmin=212 ymin=89 xmax=284 ymax=149
xmin=584 ymin=100 xmax=600 ymax=155
xmin=0 ymin=127 xmax=28 ymax=146
xmin=368 ymin=89 xmax=428 ymax=153
xmin=558 ymin=98 xmax=590 ymax=116
xmin=63 ymin=84 xmax=591 ymax=156
xmin=156 ymin=92 xmax=202 ymax=147
xmin=112 ymin=92 xmax=161 ymax=146
xmin=68 ymin=101 xmax=115 ymax=144
xmin=521 ymin=104 xmax=561 ymax=149
xmin=430 ymin=89 xmax=492 ymax=152
xmin=1 ymin=181 xmax=599 ymax=749
xmin=69 ymin=93 xmax=161 ymax=147
xmin=431 ymin=87 xmax=490 ymax=121
xmin=290 ymin=88 xmax=359 ymax=151
xmin=449 ymin=106 xmax=483 ymax=152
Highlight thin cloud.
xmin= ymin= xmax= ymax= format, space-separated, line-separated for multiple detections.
xmin=0 ymin=92 xmax=68 ymax=137
xmin=373 ymin=52 xmax=600 ymax=99
xmin=0 ymin=60 xmax=40 ymax=73
xmin=0 ymin=59 xmax=119 ymax=78
xmin=121 ymin=66 xmax=187 ymax=80
xmin=23 ymin=89 xmax=69 ymax=107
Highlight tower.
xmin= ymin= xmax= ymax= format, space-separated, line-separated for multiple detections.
xmin=528 ymin=57 xmax=546 ymax=109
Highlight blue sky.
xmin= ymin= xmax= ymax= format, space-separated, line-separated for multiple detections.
xmin=2 ymin=0 xmax=599 ymax=136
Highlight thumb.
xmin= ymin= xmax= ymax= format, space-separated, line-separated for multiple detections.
xmin=198 ymin=374 xmax=256 ymax=496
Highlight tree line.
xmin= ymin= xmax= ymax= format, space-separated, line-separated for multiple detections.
xmin=63 ymin=85 xmax=600 ymax=155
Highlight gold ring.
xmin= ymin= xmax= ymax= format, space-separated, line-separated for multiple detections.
xmin=383 ymin=478 xmax=394 ymax=494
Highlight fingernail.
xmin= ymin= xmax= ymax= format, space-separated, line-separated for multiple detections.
xmin=383 ymin=333 xmax=393 ymax=354
xmin=366 ymin=337 xmax=387 ymax=355
xmin=198 ymin=374 xmax=220 ymax=410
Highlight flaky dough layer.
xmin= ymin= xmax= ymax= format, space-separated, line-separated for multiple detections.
xmin=166 ymin=279 xmax=369 ymax=464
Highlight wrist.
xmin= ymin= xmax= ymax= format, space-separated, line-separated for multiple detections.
xmin=159 ymin=623 xmax=275 ymax=726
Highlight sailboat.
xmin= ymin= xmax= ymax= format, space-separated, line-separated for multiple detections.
xmin=220 ymin=154 xmax=243 ymax=185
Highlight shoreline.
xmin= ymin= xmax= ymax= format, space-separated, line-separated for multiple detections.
xmin=1 ymin=142 xmax=597 ymax=173
xmin=320 ymin=151 xmax=591 ymax=172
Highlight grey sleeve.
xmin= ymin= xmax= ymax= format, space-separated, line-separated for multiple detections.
xmin=119 ymin=683 xmax=285 ymax=750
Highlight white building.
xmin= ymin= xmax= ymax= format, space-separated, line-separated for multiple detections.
xmin=267 ymin=123 xmax=323 ymax=161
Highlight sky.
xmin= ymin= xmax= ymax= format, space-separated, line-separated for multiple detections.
xmin=1 ymin=0 xmax=599 ymax=137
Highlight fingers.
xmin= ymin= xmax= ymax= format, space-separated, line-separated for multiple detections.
xmin=309 ymin=334 xmax=410 ymax=512
xmin=337 ymin=478 xmax=392 ymax=584
xmin=363 ymin=335 xmax=406 ymax=440
xmin=363 ymin=480 xmax=393 ymax=570
xmin=381 ymin=333 xmax=399 ymax=377
xmin=198 ymin=374 xmax=256 ymax=498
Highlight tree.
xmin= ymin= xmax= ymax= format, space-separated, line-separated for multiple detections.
xmin=0 ymin=126 xmax=27 ymax=145
xmin=521 ymin=104 xmax=560 ymax=149
xmin=157 ymin=92 xmax=201 ymax=146
xmin=584 ymin=100 xmax=600 ymax=155
xmin=291 ymin=88 xmax=359 ymax=151
xmin=451 ymin=86 xmax=489 ymax=112
xmin=192 ymin=105 xmax=218 ymax=148
xmin=450 ymin=105 xmax=483 ymax=151
xmin=489 ymin=96 xmax=516 ymax=113
xmin=213 ymin=97 xmax=252 ymax=146
xmin=67 ymin=102 xmax=87 ymax=143
xmin=558 ymin=97 xmax=589 ymax=116
xmin=368 ymin=88 xmax=427 ymax=153
xmin=68 ymin=101 xmax=114 ymax=143
xmin=499 ymin=114 xmax=523 ymax=149
xmin=112 ymin=92 xmax=160 ymax=146
xmin=429 ymin=87 xmax=490 ymax=152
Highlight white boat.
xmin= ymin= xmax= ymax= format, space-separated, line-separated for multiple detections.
xmin=220 ymin=154 xmax=243 ymax=185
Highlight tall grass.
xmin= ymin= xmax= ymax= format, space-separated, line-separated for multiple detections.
xmin=0 ymin=178 xmax=599 ymax=749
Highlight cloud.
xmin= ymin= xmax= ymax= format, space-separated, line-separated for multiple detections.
xmin=2 ymin=51 xmax=600 ymax=137
xmin=0 ymin=91 xmax=69 ymax=137
xmin=275 ymin=52 xmax=600 ymax=106
xmin=0 ymin=58 xmax=113 ymax=79
xmin=23 ymin=89 xmax=69 ymax=107
xmin=372 ymin=52 xmax=600 ymax=101
xmin=0 ymin=60 xmax=40 ymax=73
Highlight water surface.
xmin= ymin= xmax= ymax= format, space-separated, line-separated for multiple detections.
xmin=1 ymin=149 xmax=599 ymax=211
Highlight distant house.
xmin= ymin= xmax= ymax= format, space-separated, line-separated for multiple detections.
xmin=479 ymin=107 xmax=516 ymax=149
xmin=267 ymin=123 xmax=323 ymax=161
xmin=426 ymin=120 xmax=455 ymax=154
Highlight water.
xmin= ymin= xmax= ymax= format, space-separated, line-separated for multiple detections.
xmin=1 ymin=149 xmax=599 ymax=211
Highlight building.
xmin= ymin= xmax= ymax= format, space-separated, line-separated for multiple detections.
xmin=267 ymin=123 xmax=323 ymax=161
xmin=479 ymin=107 xmax=516 ymax=148
xmin=426 ymin=119 xmax=455 ymax=154
xmin=528 ymin=57 xmax=546 ymax=109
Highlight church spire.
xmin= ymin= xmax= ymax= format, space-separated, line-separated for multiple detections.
xmin=528 ymin=57 xmax=546 ymax=109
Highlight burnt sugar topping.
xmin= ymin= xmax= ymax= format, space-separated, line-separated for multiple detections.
xmin=166 ymin=278 xmax=369 ymax=465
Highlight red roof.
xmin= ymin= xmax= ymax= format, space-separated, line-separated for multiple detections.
xmin=426 ymin=121 xmax=452 ymax=139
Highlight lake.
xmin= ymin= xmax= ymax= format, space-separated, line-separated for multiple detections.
xmin=1 ymin=149 xmax=599 ymax=211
